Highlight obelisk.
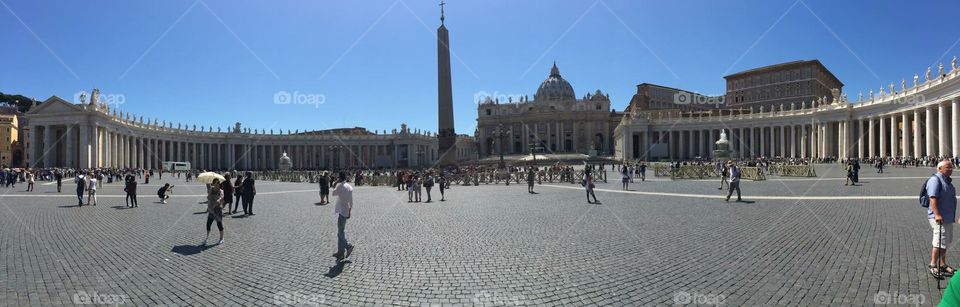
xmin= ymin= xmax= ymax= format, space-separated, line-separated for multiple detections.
xmin=436 ymin=0 xmax=457 ymax=166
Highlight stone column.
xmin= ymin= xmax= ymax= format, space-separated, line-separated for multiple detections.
xmin=868 ymin=118 xmax=876 ymax=158
xmin=890 ymin=115 xmax=899 ymax=158
xmin=41 ymin=126 xmax=54 ymax=167
xmin=777 ymin=126 xmax=784 ymax=157
xmin=857 ymin=119 xmax=865 ymax=158
xmin=66 ymin=125 xmax=77 ymax=168
xmin=954 ymin=99 xmax=960 ymax=157
xmin=801 ymin=125 xmax=808 ymax=158
xmin=880 ymin=117 xmax=888 ymax=158
xmin=927 ymin=106 xmax=936 ymax=157
xmin=902 ymin=113 xmax=911 ymax=158
xmin=914 ymin=109 xmax=923 ymax=157
xmin=941 ymin=102 xmax=950 ymax=156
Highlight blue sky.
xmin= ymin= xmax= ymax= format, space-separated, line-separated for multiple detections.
xmin=3 ymin=0 xmax=959 ymax=135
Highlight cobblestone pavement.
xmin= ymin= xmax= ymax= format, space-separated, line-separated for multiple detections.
xmin=0 ymin=164 xmax=950 ymax=305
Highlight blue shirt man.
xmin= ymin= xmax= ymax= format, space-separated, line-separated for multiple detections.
xmin=927 ymin=171 xmax=957 ymax=223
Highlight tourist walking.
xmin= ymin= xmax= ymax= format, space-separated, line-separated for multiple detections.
xmin=241 ymin=172 xmax=256 ymax=216
xmin=124 ymin=174 xmax=138 ymax=208
xmin=925 ymin=159 xmax=957 ymax=279
xmin=86 ymin=173 xmax=98 ymax=206
xmin=25 ymin=171 xmax=34 ymax=192
xmin=202 ymin=178 xmax=225 ymax=246
xmin=718 ymin=162 xmax=729 ymax=190
xmin=74 ymin=173 xmax=86 ymax=207
xmin=584 ymin=170 xmax=599 ymax=204
xmin=528 ymin=168 xmax=536 ymax=193
xmin=318 ymin=171 xmax=330 ymax=204
xmin=221 ymin=174 xmax=233 ymax=213
xmin=424 ymin=172 xmax=435 ymax=202
xmin=621 ymin=167 xmax=629 ymax=190
xmin=845 ymin=159 xmax=859 ymax=186
xmin=639 ymin=162 xmax=647 ymax=181
xmin=331 ymin=172 xmax=355 ymax=261
xmin=232 ymin=175 xmax=243 ymax=213
xmin=413 ymin=174 xmax=423 ymax=202
xmin=406 ymin=174 xmax=414 ymax=202
xmin=725 ymin=161 xmax=742 ymax=202
xmin=438 ymin=174 xmax=447 ymax=201
xmin=55 ymin=170 xmax=62 ymax=193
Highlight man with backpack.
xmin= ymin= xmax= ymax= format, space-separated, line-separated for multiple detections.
xmin=74 ymin=173 xmax=86 ymax=207
xmin=924 ymin=159 xmax=957 ymax=279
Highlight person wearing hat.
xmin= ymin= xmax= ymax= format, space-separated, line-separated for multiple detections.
xmin=725 ymin=161 xmax=742 ymax=202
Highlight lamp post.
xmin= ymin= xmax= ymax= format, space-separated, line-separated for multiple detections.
xmin=416 ymin=149 xmax=424 ymax=169
xmin=331 ymin=145 xmax=343 ymax=170
xmin=491 ymin=122 xmax=511 ymax=169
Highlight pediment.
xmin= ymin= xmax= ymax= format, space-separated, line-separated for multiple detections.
xmin=27 ymin=96 xmax=82 ymax=114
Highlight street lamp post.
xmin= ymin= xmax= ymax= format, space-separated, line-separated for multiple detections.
xmin=331 ymin=145 xmax=343 ymax=170
xmin=491 ymin=122 xmax=511 ymax=169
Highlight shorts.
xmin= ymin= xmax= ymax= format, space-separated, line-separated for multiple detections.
xmin=930 ymin=219 xmax=954 ymax=249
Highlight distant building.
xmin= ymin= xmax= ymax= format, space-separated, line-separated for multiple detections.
xmin=476 ymin=63 xmax=622 ymax=157
xmin=625 ymin=83 xmax=725 ymax=113
xmin=24 ymin=95 xmax=440 ymax=169
xmin=0 ymin=105 xmax=20 ymax=167
xmin=724 ymin=59 xmax=843 ymax=111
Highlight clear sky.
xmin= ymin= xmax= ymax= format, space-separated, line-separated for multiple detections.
xmin=3 ymin=0 xmax=959 ymax=135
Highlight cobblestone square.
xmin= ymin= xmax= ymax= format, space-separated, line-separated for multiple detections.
xmin=0 ymin=164 xmax=951 ymax=305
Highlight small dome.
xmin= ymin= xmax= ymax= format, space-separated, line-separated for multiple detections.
xmin=534 ymin=62 xmax=575 ymax=101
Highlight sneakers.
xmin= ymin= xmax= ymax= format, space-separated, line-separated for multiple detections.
xmin=217 ymin=239 xmax=224 ymax=245
xmin=201 ymin=239 xmax=208 ymax=246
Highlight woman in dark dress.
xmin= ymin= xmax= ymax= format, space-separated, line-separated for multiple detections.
xmin=221 ymin=174 xmax=234 ymax=214
xmin=232 ymin=175 xmax=244 ymax=214
xmin=318 ymin=171 xmax=330 ymax=204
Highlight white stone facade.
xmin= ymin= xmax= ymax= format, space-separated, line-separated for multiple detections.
xmin=25 ymin=96 xmax=439 ymax=170
xmin=615 ymin=59 xmax=960 ymax=161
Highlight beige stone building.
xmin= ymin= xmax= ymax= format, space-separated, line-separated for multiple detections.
xmin=475 ymin=63 xmax=622 ymax=157
xmin=725 ymin=59 xmax=843 ymax=111
xmin=0 ymin=106 xmax=20 ymax=167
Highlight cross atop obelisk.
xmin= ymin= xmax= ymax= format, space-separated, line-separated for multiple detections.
xmin=439 ymin=0 xmax=446 ymax=24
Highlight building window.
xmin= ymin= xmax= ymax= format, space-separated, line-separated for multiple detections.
xmin=486 ymin=109 xmax=491 ymax=116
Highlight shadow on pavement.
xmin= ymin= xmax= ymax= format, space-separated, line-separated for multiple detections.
xmin=325 ymin=260 xmax=351 ymax=278
xmin=171 ymin=244 xmax=212 ymax=256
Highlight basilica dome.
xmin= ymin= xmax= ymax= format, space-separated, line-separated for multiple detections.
xmin=534 ymin=62 xmax=576 ymax=101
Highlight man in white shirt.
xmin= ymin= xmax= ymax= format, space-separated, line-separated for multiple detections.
xmin=725 ymin=161 xmax=742 ymax=202
xmin=331 ymin=172 xmax=354 ymax=261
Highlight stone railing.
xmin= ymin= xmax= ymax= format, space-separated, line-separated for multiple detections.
xmin=767 ymin=165 xmax=817 ymax=177
xmin=739 ymin=167 xmax=766 ymax=181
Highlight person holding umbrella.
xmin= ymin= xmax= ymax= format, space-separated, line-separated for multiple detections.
xmin=203 ymin=178 xmax=225 ymax=246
